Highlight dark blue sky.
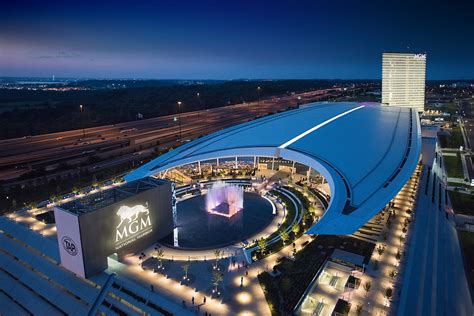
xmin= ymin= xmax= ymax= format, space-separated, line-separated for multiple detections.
xmin=1 ymin=0 xmax=473 ymax=79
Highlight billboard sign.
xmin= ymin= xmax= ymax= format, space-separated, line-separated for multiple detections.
xmin=115 ymin=203 xmax=153 ymax=250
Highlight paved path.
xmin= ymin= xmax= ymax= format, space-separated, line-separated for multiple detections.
xmin=397 ymin=142 xmax=473 ymax=316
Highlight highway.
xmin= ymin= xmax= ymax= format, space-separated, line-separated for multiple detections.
xmin=0 ymin=88 xmax=350 ymax=183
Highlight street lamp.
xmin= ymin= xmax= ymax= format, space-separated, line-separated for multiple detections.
xmin=196 ymin=93 xmax=201 ymax=117
xmin=79 ymin=104 xmax=85 ymax=138
xmin=177 ymin=101 xmax=182 ymax=140
xmin=257 ymin=86 xmax=261 ymax=109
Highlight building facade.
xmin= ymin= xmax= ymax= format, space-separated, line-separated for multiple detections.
xmin=382 ymin=52 xmax=427 ymax=112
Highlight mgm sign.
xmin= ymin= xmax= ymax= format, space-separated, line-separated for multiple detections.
xmin=115 ymin=203 xmax=153 ymax=250
xmin=54 ymin=177 xmax=174 ymax=278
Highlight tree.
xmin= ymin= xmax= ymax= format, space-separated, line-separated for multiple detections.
xmin=214 ymin=249 xmax=221 ymax=268
xmin=155 ymin=248 xmax=164 ymax=268
xmin=258 ymin=238 xmax=267 ymax=255
xmin=292 ymin=224 xmax=300 ymax=235
xmin=212 ymin=270 xmax=223 ymax=293
xmin=399 ymin=234 xmax=404 ymax=246
xmin=363 ymin=281 xmax=372 ymax=296
xmin=356 ymin=304 xmax=363 ymax=316
xmin=280 ymin=230 xmax=290 ymax=244
xmin=384 ymin=287 xmax=393 ymax=303
xmin=376 ymin=245 xmax=385 ymax=258
xmin=182 ymin=262 xmax=190 ymax=280
xmin=396 ymin=249 xmax=402 ymax=261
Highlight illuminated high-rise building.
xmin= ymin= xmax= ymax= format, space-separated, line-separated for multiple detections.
xmin=382 ymin=52 xmax=427 ymax=112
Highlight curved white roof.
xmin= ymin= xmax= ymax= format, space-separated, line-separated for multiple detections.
xmin=125 ymin=102 xmax=421 ymax=234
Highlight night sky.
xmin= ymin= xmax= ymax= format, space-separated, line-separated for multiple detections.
xmin=1 ymin=0 xmax=473 ymax=80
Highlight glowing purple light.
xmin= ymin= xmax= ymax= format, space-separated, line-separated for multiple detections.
xmin=206 ymin=181 xmax=243 ymax=218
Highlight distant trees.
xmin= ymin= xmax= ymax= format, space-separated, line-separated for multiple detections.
xmin=0 ymin=80 xmax=341 ymax=139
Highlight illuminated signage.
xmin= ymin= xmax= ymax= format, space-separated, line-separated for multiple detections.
xmin=115 ymin=203 xmax=153 ymax=250
xmin=413 ymin=53 xmax=426 ymax=60
xmin=61 ymin=236 xmax=78 ymax=256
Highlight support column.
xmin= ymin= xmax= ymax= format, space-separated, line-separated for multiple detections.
xmin=216 ymin=158 xmax=220 ymax=167
xmin=271 ymin=157 xmax=275 ymax=171
xmin=306 ymin=167 xmax=311 ymax=183
xmin=292 ymin=161 xmax=296 ymax=174
xmin=198 ymin=161 xmax=201 ymax=174
xmin=235 ymin=156 xmax=238 ymax=169
xmin=171 ymin=182 xmax=179 ymax=247
xmin=253 ymin=156 xmax=257 ymax=167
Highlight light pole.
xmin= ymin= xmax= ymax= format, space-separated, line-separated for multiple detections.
xmin=79 ymin=104 xmax=85 ymax=138
xmin=196 ymin=92 xmax=201 ymax=117
xmin=257 ymin=86 xmax=261 ymax=110
xmin=177 ymin=101 xmax=182 ymax=140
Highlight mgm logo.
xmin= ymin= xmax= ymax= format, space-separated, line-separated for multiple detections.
xmin=61 ymin=236 xmax=78 ymax=256
xmin=115 ymin=203 xmax=152 ymax=245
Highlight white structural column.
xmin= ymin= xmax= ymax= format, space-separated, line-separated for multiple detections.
xmin=279 ymin=105 xmax=365 ymax=149
xmin=253 ymin=156 xmax=257 ymax=167
xmin=235 ymin=156 xmax=238 ymax=168
xmin=216 ymin=158 xmax=220 ymax=166
xmin=307 ymin=167 xmax=311 ymax=183
xmin=271 ymin=157 xmax=275 ymax=170
xmin=198 ymin=161 xmax=201 ymax=174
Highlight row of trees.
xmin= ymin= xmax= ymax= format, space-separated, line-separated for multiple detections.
xmin=152 ymin=246 xmax=225 ymax=295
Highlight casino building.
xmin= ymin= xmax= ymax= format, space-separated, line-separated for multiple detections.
xmin=0 ymin=102 xmax=421 ymax=315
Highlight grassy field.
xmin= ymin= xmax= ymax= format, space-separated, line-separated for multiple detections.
xmin=443 ymin=154 xmax=464 ymax=178
xmin=458 ymin=231 xmax=474 ymax=291
xmin=440 ymin=126 xmax=464 ymax=148
xmin=449 ymin=191 xmax=474 ymax=216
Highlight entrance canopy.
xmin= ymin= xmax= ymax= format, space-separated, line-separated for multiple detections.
xmin=125 ymin=102 xmax=421 ymax=234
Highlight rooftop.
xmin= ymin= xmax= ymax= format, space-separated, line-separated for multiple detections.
xmin=125 ymin=102 xmax=422 ymax=234
xmin=58 ymin=177 xmax=168 ymax=215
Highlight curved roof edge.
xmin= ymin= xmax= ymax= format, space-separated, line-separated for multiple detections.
xmin=125 ymin=102 xmax=422 ymax=235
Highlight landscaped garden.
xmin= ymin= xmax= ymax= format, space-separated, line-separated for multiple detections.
xmin=247 ymin=185 xmax=320 ymax=260
xmin=258 ymin=235 xmax=375 ymax=315
xmin=449 ymin=191 xmax=474 ymax=216
xmin=443 ymin=154 xmax=464 ymax=178
xmin=439 ymin=126 xmax=464 ymax=149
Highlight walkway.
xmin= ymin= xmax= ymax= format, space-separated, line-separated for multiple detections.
xmin=397 ymin=141 xmax=473 ymax=316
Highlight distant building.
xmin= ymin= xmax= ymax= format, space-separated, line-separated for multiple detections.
xmin=382 ymin=52 xmax=427 ymax=112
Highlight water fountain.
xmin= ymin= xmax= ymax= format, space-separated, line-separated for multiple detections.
xmin=206 ymin=181 xmax=244 ymax=218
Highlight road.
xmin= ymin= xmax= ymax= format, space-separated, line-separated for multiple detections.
xmin=0 ymin=88 xmax=353 ymax=183
xmin=459 ymin=99 xmax=474 ymax=180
